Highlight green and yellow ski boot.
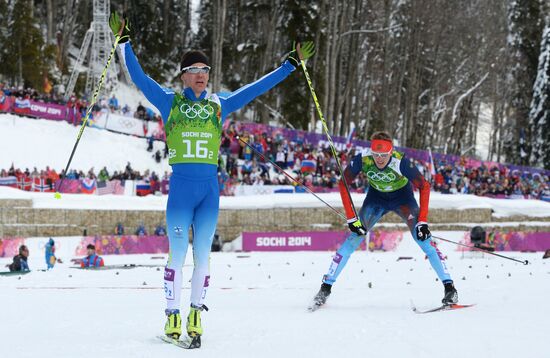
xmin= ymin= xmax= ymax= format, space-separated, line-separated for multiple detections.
xmin=186 ymin=304 xmax=208 ymax=349
xmin=164 ymin=309 xmax=182 ymax=339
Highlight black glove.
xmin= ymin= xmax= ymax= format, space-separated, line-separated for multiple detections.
xmin=109 ymin=12 xmax=131 ymax=44
xmin=286 ymin=41 xmax=315 ymax=68
xmin=415 ymin=222 xmax=431 ymax=241
xmin=348 ymin=218 xmax=367 ymax=236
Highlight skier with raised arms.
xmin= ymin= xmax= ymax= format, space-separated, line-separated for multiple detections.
xmin=109 ymin=13 xmax=315 ymax=348
xmin=309 ymin=131 xmax=458 ymax=311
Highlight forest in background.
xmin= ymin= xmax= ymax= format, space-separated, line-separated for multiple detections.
xmin=0 ymin=0 xmax=548 ymax=169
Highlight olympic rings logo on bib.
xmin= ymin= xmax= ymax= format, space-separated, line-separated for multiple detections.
xmin=179 ymin=103 xmax=214 ymax=120
xmin=366 ymin=170 xmax=396 ymax=183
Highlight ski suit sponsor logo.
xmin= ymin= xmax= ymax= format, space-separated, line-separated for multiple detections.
xmin=164 ymin=268 xmax=175 ymax=281
xmin=327 ymin=253 xmax=343 ymax=276
xmin=164 ymin=268 xmax=176 ymax=300
xmin=173 ymin=226 xmax=184 ymax=237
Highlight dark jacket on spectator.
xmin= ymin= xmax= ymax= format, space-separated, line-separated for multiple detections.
xmin=9 ymin=254 xmax=29 ymax=272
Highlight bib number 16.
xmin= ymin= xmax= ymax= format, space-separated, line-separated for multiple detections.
xmin=181 ymin=139 xmax=213 ymax=159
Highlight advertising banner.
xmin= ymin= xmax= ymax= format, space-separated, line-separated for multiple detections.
xmin=28 ymin=101 xmax=67 ymax=121
xmin=242 ymin=231 xmax=367 ymax=252
xmin=0 ymin=237 xmax=25 ymax=258
xmin=462 ymin=231 xmax=550 ymax=252
xmin=93 ymin=112 xmax=162 ymax=138
xmin=75 ymin=235 xmax=169 ymax=255
xmin=233 ymin=185 xmax=296 ymax=196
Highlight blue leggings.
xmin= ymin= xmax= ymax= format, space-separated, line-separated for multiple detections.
xmin=164 ymin=174 xmax=219 ymax=310
xmin=323 ymin=202 xmax=452 ymax=285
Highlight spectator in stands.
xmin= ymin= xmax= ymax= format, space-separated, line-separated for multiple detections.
xmin=108 ymin=94 xmax=119 ymax=111
xmin=115 ymin=222 xmax=125 ymax=235
xmin=147 ymin=135 xmax=154 ymax=152
xmin=80 ymin=244 xmax=104 ymax=268
xmin=135 ymin=223 xmax=147 ymax=236
xmin=8 ymin=245 xmax=30 ymax=272
xmin=136 ymin=102 xmax=146 ymax=119
xmin=155 ymin=224 xmax=166 ymax=236
xmin=66 ymin=93 xmax=80 ymax=125
xmin=98 ymin=167 xmax=110 ymax=181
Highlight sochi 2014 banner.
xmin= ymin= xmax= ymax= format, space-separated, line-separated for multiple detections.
xmin=0 ymin=96 xmax=70 ymax=121
xmin=27 ymin=101 xmax=67 ymax=121
xmin=242 ymin=231 xmax=368 ymax=252
xmin=462 ymin=231 xmax=550 ymax=251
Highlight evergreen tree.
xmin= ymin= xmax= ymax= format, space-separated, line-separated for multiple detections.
xmin=3 ymin=0 xmax=53 ymax=89
xmin=504 ymin=0 xmax=543 ymax=165
xmin=0 ymin=0 xmax=8 ymax=76
xmin=529 ymin=21 xmax=550 ymax=169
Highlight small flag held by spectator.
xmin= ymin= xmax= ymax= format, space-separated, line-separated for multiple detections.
xmin=96 ymin=180 xmax=114 ymax=195
xmin=428 ymin=148 xmax=436 ymax=176
xmin=345 ymin=127 xmax=356 ymax=148
xmin=81 ymin=178 xmax=97 ymax=194
xmin=301 ymin=159 xmax=317 ymax=173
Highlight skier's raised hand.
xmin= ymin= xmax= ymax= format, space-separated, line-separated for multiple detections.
xmin=109 ymin=12 xmax=130 ymax=43
xmin=287 ymin=41 xmax=315 ymax=68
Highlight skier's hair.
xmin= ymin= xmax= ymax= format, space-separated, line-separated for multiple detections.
xmin=370 ymin=131 xmax=392 ymax=142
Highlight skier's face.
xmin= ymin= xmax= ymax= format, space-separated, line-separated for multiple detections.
xmin=181 ymin=62 xmax=210 ymax=95
xmin=373 ymin=151 xmax=392 ymax=169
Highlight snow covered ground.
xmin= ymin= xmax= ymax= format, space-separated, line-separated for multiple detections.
xmin=0 ymin=232 xmax=547 ymax=358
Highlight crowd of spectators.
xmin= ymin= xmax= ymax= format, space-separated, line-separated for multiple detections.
xmin=0 ymin=82 xmax=162 ymax=127
xmin=215 ymin=124 xmax=549 ymax=200
xmin=1 ymin=83 xmax=548 ymax=200
xmin=14 ymin=138 xmax=550 ymax=203
xmin=1 ymin=125 xmax=548 ymax=200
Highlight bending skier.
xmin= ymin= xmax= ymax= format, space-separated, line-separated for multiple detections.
xmin=310 ymin=131 xmax=458 ymax=311
xmin=109 ymin=13 xmax=315 ymax=348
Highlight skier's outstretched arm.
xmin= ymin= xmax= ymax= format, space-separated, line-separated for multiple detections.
xmin=118 ymin=43 xmax=174 ymax=122
xmin=110 ymin=13 xmax=174 ymax=122
xmin=401 ymin=157 xmax=430 ymax=223
xmin=339 ymin=154 xmax=362 ymax=221
xmin=219 ymin=42 xmax=315 ymax=119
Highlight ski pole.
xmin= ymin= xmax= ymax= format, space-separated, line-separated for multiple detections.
xmin=236 ymin=136 xmax=347 ymax=221
xmin=298 ymin=56 xmax=360 ymax=219
xmin=55 ymin=34 xmax=122 ymax=199
xmin=432 ymin=235 xmax=529 ymax=265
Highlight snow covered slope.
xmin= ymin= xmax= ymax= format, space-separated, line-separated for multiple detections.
xmin=0 ymin=113 xmax=169 ymax=173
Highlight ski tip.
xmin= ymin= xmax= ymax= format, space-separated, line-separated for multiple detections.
xmin=54 ymin=192 xmax=61 ymax=199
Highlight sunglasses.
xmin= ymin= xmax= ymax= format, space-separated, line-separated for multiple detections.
xmin=181 ymin=66 xmax=211 ymax=74
xmin=372 ymin=151 xmax=391 ymax=159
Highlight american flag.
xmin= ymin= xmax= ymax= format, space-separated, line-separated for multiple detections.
xmin=112 ymin=180 xmax=125 ymax=195
xmin=96 ymin=180 xmax=115 ymax=195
